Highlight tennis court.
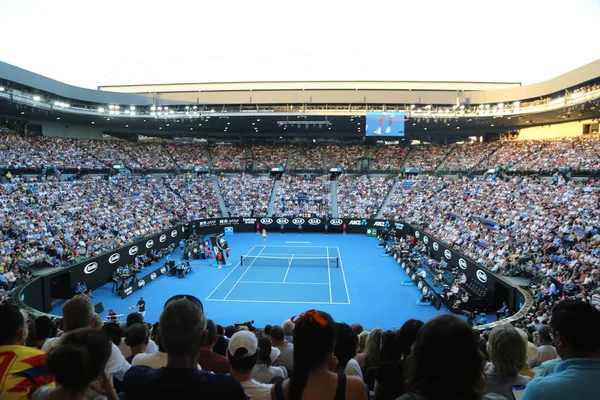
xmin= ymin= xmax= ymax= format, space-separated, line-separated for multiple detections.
xmin=205 ymin=245 xmax=351 ymax=304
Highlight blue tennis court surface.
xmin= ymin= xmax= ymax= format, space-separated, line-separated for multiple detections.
xmin=51 ymin=233 xmax=452 ymax=329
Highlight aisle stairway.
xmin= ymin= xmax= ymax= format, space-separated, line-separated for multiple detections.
xmin=375 ymin=179 xmax=399 ymax=219
xmin=331 ymin=180 xmax=338 ymax=218
xmin=267 ymin=179 xmax=281 ymax=216
xmin=211 ymin=175 xmax=229 ymax=217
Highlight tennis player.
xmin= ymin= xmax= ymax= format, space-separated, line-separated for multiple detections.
xmin=262 ymin=228 xmax=267 ymax=241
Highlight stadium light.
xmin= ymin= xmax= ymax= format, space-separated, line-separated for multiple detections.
xmin=513 ymin=101 xmax=520 ymax=106
xmin=98 ymin=107 xmax=105 ymax=113
xmin=0 ymin=87 xmax=4 ymax=91
xmin=130 ymin=111 xmax=136 ymax=116
xmin=410 ymin=105 xmax=415 ymax=109
xmin=115 ymin=105 xmax=120 ymax=110
xmin=109 ymin=105 xmax=115 ymax=110
xmin=151 ymin=106 xmax=156 ymax=111
xmin=130 ymin=106 xmax=135 ymax=110
xmin=125 ymin=110 xmax=130 ymax=114
xmin=33 ymin=95 xmax=41 ymax=101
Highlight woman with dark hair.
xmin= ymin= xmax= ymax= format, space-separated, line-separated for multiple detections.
xmin=398 ymin=315 xmax=505 ymax=400
xmin=374 ymin=319 xmax=424 ymax=400
xmin=33 ymin=328 xmax=117 ymax=400
xmin=253 ymin=336 xmax=288 ymax=384
xmin=271 ymin=309 xmax=367 ymax=400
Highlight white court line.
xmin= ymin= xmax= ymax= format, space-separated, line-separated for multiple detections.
xmin=336 ymin=246 xmax=351 ymax=304
xmin=263 ymin=245 xmax=330 ymax=248
xmin=205 ymin=245 xmax=256 ymax=300
xmin=327 ymin=246 xmax=332 ymax=303
xmin=205 ymin=298 xmax=350 ymax=305
xmin=239 ymin=281 xmax=329 ymax=285
xmin=261 ymin=253 xmax=327 ymax=257
xmin=283 ymin=254 xmax=294 ymax=283
xmin=222 ymin=245 xmax=266 ymax=300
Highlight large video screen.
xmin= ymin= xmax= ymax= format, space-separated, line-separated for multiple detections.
xmin=365 ymin=111 xmax=405 ymax=136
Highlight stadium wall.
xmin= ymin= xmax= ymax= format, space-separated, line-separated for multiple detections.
xmin=41 ymin=121 xmax=104 ymax=139
xmin=516 ymin=119 xmax=595 ymax=140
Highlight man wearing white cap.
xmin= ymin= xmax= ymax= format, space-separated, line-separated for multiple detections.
xmin=228 ymin=331 xmax=273 ymax=400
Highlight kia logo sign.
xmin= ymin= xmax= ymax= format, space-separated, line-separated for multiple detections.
xmin=160 ymin=266 xmax=167 ymax=274
xmin=150 ymin=272 xmax=157 ymax=280
xmin=276 ymin=218 xmax=289 ymax=225
xmin=444 ymin=249 xmax=452 ymax=259
xmin=476 ymin=270 xmax=488 ymax=283
xmin=129 ymin=246 xmax=139 ymax=256
xmin=423 ymin=236 xmax=429 ymax=244
xmin=261 ymin=218 xmax=273 ymax=225
xmin=432 ymin=242 xmax=439 ymax=251
xmin=458 ymin=258 xmax=467 ymax=270
xmin=84 ymin=262 xmax=98 ymax=274
xmin=159 ymin=234 xmax=167 ymax=243
xmin=292 ymin=218 xmax=305 ymax=225
xmin=415 ymin=231 xmax=420 ymax=238
xmin=171 ymin=230 xmax=178 ymax=237
xmin=308 ymin=218 xmax=321 ymax=225
xmin=108 ymin=253 xmax=120 ymax=264
xmin=146 ymin=240 xmax=154 ymax=249
xmin=137 ymin=279 xmax=146 ymax=287
xmin=329 ymin=219 xmax=343 ymax=226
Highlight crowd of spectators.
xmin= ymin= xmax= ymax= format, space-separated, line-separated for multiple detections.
xmin=210 ymin=146 xmax=247 ymax=171
xmin=219 ymin=175 xmax=273 ymax=217
xmin=325 ymin=145 xmax=366 ymax=171
xmin=126 ymin=142 xmax=176 ymax=170
xmin=0 ymin=174 xmax=221 ymax=270
xmin=165 ymin=144 xmax=211 ymax=170
xmin=404 ymin=144 xmax=451 ymax=171
xmin=2 ymin=294 xmax=599 ymax=400
xmin=288 ymin=146 xmax=324 ymax=171
xmin=251 ymin=145 xmax=289 ymax=172
xmin=440 ymin=142 xmax=502 ymax=172
xmin=380 ymin=175 xmax=600 ymax=301
xmin=336 ymin=175 xmax=393 ymax=219
xmin=274 ymin=176 xmax=331 ymax=217
xmin=369 ymin=146 xmax=409 ymax=171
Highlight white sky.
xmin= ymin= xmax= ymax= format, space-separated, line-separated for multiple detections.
xmin=1 ymin=0 xmax=599 ymax=89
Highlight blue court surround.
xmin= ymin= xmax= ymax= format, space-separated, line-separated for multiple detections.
xmin=51 ymin=233 xmax=453 ymax=329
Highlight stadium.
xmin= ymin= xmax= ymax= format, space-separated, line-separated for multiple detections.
xmin=1 ymin=1 xmax=600 ymax=399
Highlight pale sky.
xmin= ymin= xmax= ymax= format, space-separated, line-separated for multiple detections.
xmin=1 ymin=0 xmax=599 ymax=89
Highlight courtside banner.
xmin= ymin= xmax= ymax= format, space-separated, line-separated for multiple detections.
xmin=68 ymin=224 xmax=185 ymax=291
xmin=119 ymin=262 xmax=169 ymax=299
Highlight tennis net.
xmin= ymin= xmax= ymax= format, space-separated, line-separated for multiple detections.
xmin=240 ymin=255 xmax=339 ymax=268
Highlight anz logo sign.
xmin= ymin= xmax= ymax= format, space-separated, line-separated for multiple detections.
xmin=292 ymin=218 xmax=305 ymax=225
xmin=308 ymin=218 xmax=321 ymax=225
xmin=108 ymin=253 xmax=120 ymax=264
xmin=129 ymin=246 xmax=139 ymax=256
xmin=477 ymin=270 xmax=488 ymax=283
xmin=260 ymin=218 xmax=273 ymax=225
xmin=329 ymin=219 xmax=343 ymax=226
xmin=373 ymin=221 xmax=386 ymax=227
xmin=444 ymin=249 xmax=452 ymax=260
xmin=84 ymin=262 xmax=98 ymax=274
xmin=276 ymin=218 xmax=289 ymax=225
xmin=146 ymin=240 xmax=154 ymax=249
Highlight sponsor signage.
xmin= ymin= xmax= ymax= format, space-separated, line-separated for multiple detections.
xmin=243 ymin=218 xmax=257 ymax=225
xmin=219 ymin=218 xmax=240 ymax=225
xmin=260 ymin=218 xmax=273 ymax=225
xmin=120 ymin=260 xmax=171 ymax=299
xmin=348 ymin=220 xmax=363 ymax=226
xmin=108 ymin=254 xmax=120 ymax=264
xmin=159 ymin=234 xmax=167 ymax=243
xmin=84 ymin=262 xmax=98 ymax=274
xmin=171 ymin=230 xmax=178 ymax=237
xmin=423 ymin=236 xmax=429 ymax=244
xmin=458 ymin=258 xmax=467 ymax=270
xmin=414 ymin=231 xmax=420 ymax=238
xmin=146 ymin=240 xmax=154 ymax=249
xmin=276 ymin=218 xmax=289 ymax=225
xmin=137 ymin=279 xmax=146 ymax=288
xmin=308 ymin=218 xmax=321 ymax=225
xmin=292 ymin=218 xmax=306 ymax=225
xmin=329 ymin=218 xmax=343 ymax=226
xmin=476 ymin=270 xmax=488 ymax=283
xmin=444 ymin=249 xmax=452 ymax=259
xmin=129 ymin=246 xmax=139 ymax=256
xmin=432 ymin=242 xmax=439 ymax=251
xmin=373 ymin=221 xmax=386 ymax=227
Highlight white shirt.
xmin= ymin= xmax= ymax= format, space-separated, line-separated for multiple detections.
xmin=251 ymin=364 xmax=288 ymax=384
xmin=240 ymin=379 xmax=273 ymax=400
xmin=131 ymin=351 xmax=202 ymax=370
xmin=118 ymin=337 xmax=159 ymax=358
xmin=345 ymin=358 xmax=363 ymax=378
xmin=275 ymin=342 xmax=294 ymax=372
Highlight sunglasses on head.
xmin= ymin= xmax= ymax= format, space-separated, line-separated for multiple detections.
xmin=164 ymin=294 xmax=204 ymax=310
